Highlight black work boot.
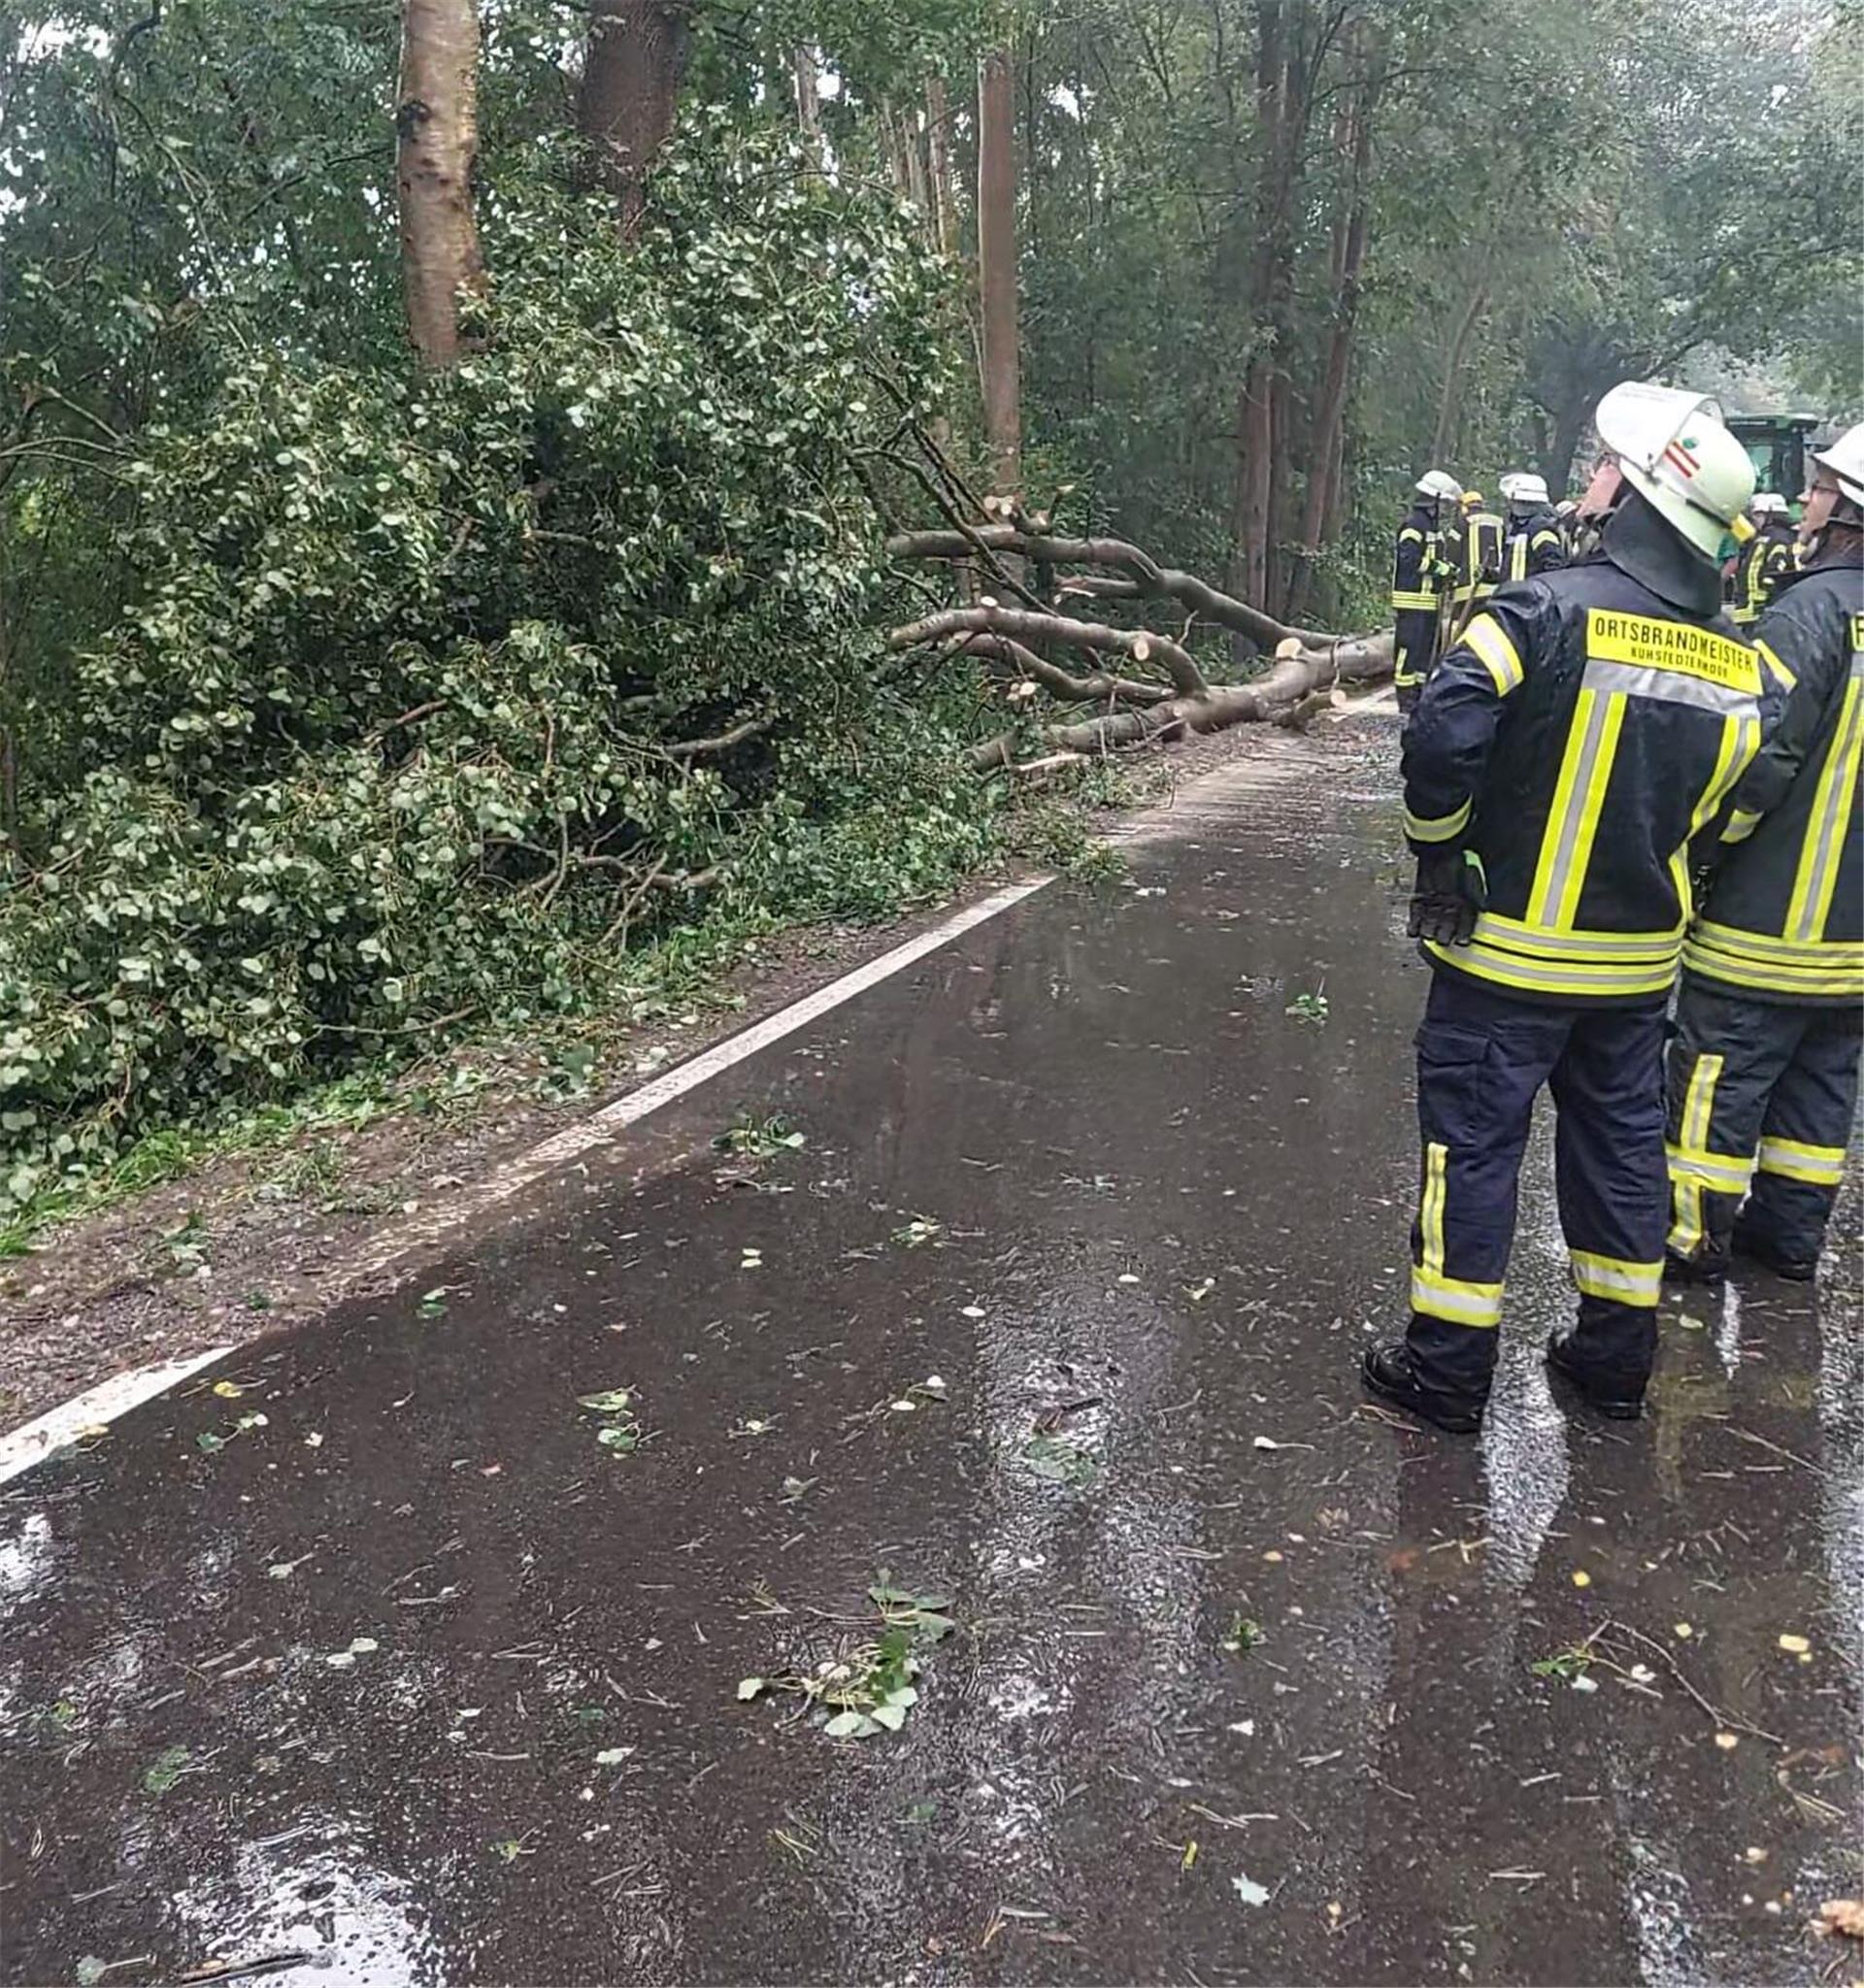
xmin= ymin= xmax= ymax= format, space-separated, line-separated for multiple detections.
xmin=1545 ymin=1336 xmax=1647 ymax=1421
xmin=1663 ymin=1245 xmax=1729 ymax=1286
xmin=1360 ymin=1342 xmax=1484 ymax=1435
xmin=1731 ymin=1223 xmax=1817 ymax=1282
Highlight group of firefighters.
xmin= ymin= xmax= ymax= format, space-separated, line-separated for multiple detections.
xmin=1366 ymin=382 xmax=1861 ymax=1436
xmin=1391 ymin=469 xmax=1801 ymax=714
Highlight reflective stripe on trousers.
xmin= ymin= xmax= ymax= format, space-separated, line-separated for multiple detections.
xmin=1664 ymin=977 xmax=1861 ymax=1265
xmin=1404 ymin=975 xmax=1667 ymax=1397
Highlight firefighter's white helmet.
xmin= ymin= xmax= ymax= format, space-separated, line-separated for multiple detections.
xmin=1506 ymin=472 xmax=1550 ymax=508
xmin=1415 ymin=470 xmax=1462 ymax=503
xmin=1594 ymin=381 xmax=1756 ymax=557
xmin=1812 ymin=421 xmax=1864 ymax=509
xmin=1750 ymin=491 xmax=1790 ymax=518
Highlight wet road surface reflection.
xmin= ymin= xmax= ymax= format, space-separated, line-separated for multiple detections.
xmin=2 ymin=723 xmax=1858 ymax=1986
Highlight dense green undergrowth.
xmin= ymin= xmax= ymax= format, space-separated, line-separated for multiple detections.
xmin=0 ymin=134 xmax=1006 ymax=1216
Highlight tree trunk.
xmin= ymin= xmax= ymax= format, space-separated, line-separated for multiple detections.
xmin=396 ymin=0 xmax=483 ymax=369
xmin=580 ymin=0 xmax=690 ymax=240
xmin=1286 ymin=73 xmax=1375 ymax=617
xmin=792 ymin=46 xmax=821 ymax=165
xmin=1233 ymin=0 xmax=1313 ymax=613
xmin=1430 ymin=283 xmax=1488 ymax=464
xmin=1544 ymin=392 xmax=1596 ymax=500
xmin=792 ymin=47 xmax=819 ymax=135
xmin=904 ymin=105 xmax=931 ymax=215
xmin=978 ymin=46 xmax=1020 ymax=496
xmin=1266 ymin=366 xmax=1294 ymax=614
xmin=925 ymin=75 xmax=955 ymax=256
xmin=968 ymin=635 xmax=1392 ymax=771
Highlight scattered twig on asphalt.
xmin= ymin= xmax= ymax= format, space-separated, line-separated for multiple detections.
xmin=1604 ymin=1621 xmax=1786 ymax=1747
xmin=1188 ymin=1804 xmax=1278 ymax=1830
xmin=1731 ymin=1426 xmax=1829 ymax=1479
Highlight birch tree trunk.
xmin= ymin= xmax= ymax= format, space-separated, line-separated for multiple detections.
xmin=396 ymin=0 xmax=483 ymax=368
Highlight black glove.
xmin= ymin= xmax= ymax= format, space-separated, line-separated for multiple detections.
xmin=1407 ymin=848 xmax=1485 ymax=945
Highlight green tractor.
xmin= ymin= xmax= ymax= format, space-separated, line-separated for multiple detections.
xmin=1726 ymin=414 xmax=1822 ymax=513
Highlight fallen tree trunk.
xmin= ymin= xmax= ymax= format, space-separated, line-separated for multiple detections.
xmin=886 ymin=515 xmax=1389 ymax=774
xmin=967 ymin=634 xmax=1390 ymax=770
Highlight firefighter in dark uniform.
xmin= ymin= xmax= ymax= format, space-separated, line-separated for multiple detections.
xmin=1731 ymin=491 xmax=1797 ymax=627
xmin=1665 ymin=422 xmax=1864 ymax=1281
xmin=1392 ymin=471 xmax=1461 ymax=713
xmin=1499 ymin=472 xmax=1567 ymax=583
xmin=1448 ymin=489 xmax=1505 ymax=642
xmin=1361 ymin=382 xmax=1765 ymax=1433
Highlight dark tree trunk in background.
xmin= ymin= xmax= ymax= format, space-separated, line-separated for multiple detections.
xmin=1546 ymin=394 xmax=1596 ymax=501
xmin=581 ymin=0 xmax=690 ymax=239
xmin=978 ymin=46 xmax=1020 ymax=494
xmin=1524 ymin=324 xmax=1629 ymax=497
xmin=1233 ymin=0 xmax=1315 ymax=617
xmin=396 ymin=0 xmax=483 ymax=368
xmin=1287 ymin=55 xmax=1377 ymax=618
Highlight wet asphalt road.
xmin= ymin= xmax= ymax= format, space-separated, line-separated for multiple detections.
xmin=2 ymin=718 xmax=1860 ymax=1988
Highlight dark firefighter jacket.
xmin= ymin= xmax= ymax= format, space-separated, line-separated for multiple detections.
xmin=1682 ymin=547 xmax=1863 ymax=1003
xmin=1401 ymin=495 xmax=1776 ymax=1005
xmin=1452 ymin=509 xmax=1504 ymax=610
xmin=1731 ymin=520 xmax=1798 ymax=626
xmin=1502 ymin=505 xmax=1566 ymax=584
xmin=1391 ymin=503 xmax=1448 ymax=616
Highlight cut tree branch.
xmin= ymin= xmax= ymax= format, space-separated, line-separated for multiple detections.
xmin=951 ymin=633 xmax=1164 ymax=706
xmin=892 ymin=605 xmax=1208 ymax=698
xmin=665 ymin=712 xmax=773 ymax=759
xmin=886 ymin=525 xmax=1331 ymax=651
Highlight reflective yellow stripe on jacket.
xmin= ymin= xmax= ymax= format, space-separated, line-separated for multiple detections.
xmin=1681 ymin=919 xmax=1864 ymax=999
xmin=1426 ymin=912 xmax=1682 ymax=998
xmin=1783 ymin=672 xmax=1864 ymax=943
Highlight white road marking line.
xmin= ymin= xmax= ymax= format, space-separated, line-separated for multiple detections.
xmin=0 ymin=1346 xmax=232 ymax=1488
xmin=0 ymin=878 xmax=1052 ymax=1481
xmin=340 ymin=876 xmax=1055 ymax=1288
xmin=596 ymin=879 xmax=1053 ymax=1130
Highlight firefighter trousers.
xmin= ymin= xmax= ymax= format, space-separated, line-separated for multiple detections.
xmin=1393 ymin=608 xmax=1438 ymax=713
xmin=1405 ymin=974 xmax=1668 ymax=1399
xmin=1665 ymin=977 xmax=1860 ymax=1268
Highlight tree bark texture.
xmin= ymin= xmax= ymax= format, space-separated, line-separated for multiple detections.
xmin=792 ymin=46 xmax=820 ymax=143
xmin=581 ymin=0 xmax=690 ymax=240
xmin=978 ymin=46 xmax=1020 ymax=495
xmin=925 ymin=75 xmax=955 ymax=256
xmin=396 ymin=0 xmax=483 ymax=369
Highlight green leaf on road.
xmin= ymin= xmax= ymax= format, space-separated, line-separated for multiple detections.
xmin=143 ymin=1743 xmax=190 ymax=1794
